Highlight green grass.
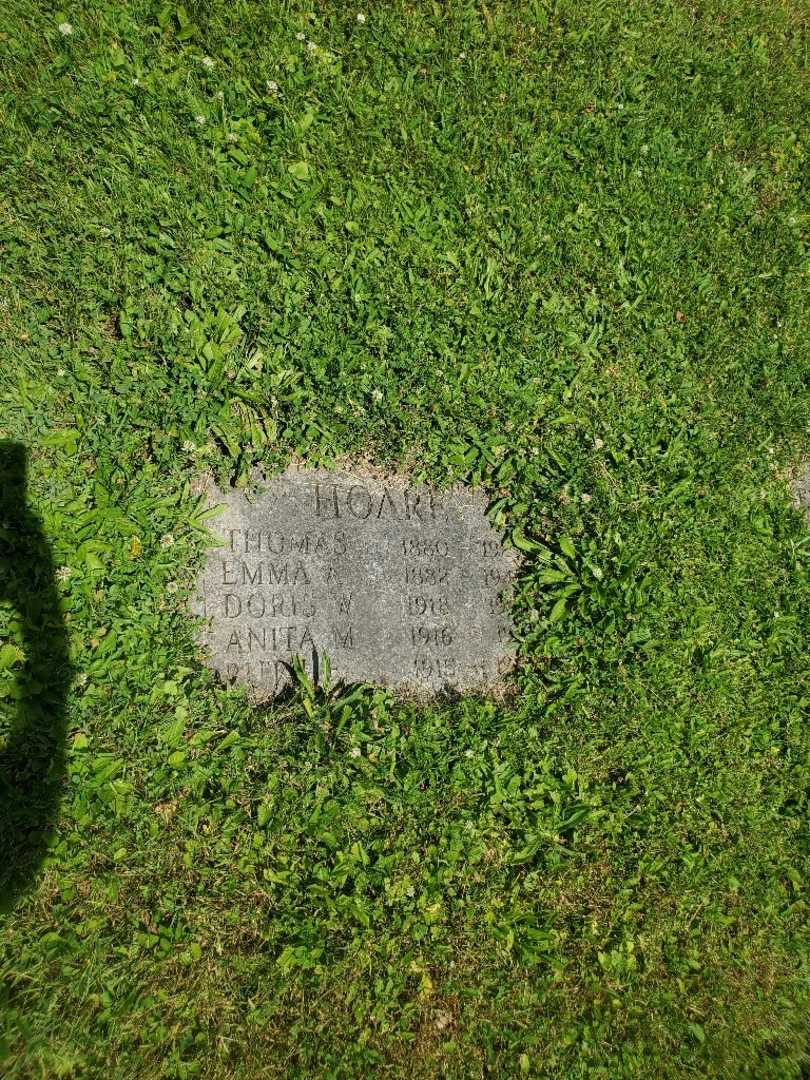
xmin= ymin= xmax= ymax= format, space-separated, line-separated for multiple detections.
xmin=1 ymin=0 xmax=809 ymax=1075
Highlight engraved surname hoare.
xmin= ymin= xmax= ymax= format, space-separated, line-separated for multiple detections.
xmin=313 ymin=481 xmax=436 ymax=523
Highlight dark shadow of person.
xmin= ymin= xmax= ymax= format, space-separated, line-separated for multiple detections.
xmin=0 ymin=442 xmax=72 ymax=911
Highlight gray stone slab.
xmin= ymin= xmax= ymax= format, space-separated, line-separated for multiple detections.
xmin=193 ymin=466 xmax=519 ymax=698
xmin=790 ymin=464 xmax=810 ymax=519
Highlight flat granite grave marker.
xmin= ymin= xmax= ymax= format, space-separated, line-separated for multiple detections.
xmin=791 ymin=464 xmax=810 ymax=520
xmin=194 ymin=467 xmax=518 ymax=698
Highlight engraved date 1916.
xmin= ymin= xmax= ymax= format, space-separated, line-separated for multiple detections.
xmin=410 ymin=625 xmax=453 ymax=647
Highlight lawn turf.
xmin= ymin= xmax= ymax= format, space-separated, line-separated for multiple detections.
xmin=1 ymin=0 xmax=809 ymax=1076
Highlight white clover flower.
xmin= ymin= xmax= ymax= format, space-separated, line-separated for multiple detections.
xmin=57 ymin=368 xmax=66 ymax=377
xmin=160 ymin=533 xmax=175 ymax=548
xmin=132 ymin=77 xmax=140 ymax=86
xmin=307 ymin=40 xmax=317 ymax=53
xmin=76 ymin=672 xmax=89 ymax=687
xmin=227 ymin=132 xmax=238 ymax=143
xmin=195 ymin=114 xmax=206 ymax=125
xmin=166 ymin=581 xmax=179 ymax=595
xmin=593 ymin=436 xmax=604 ymax=450
xmin=201 ymin=56 xmax=215 ymax=69
xmin=58 ymin=22 xmax=73 ymax=35
xmin=266 ymin=79 xmax=279 ymax=94
xmin=356 ymin=12 xmax=366 ymax=22
xmin=296 ymin=31 xmax=307 ymax=41
xmin=464 ymin=748 xmax=474 ymax=758
xmin=458 ymin=51 xmax=466 ymax=60
xmin=182 ymin=439 xmax=196 ymax=453
xmin=581 ymin=493 xmax=592 ymax=504
xmin=350 ymin=746 xmax=361 ymax=758
xmin=56 ymin=566 xmax=72 ymax=582
xmin=371 ymin=388 xmax=383 ymax=402
xmin=216 ymin=89 xmax=224 ymax=100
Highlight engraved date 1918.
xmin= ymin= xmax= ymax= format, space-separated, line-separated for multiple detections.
xmin=406 ymin=594 xmax=449 ymax=617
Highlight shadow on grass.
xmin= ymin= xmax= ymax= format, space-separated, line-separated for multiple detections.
xmin=0 ymin=442 xmax=72 ymax=911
